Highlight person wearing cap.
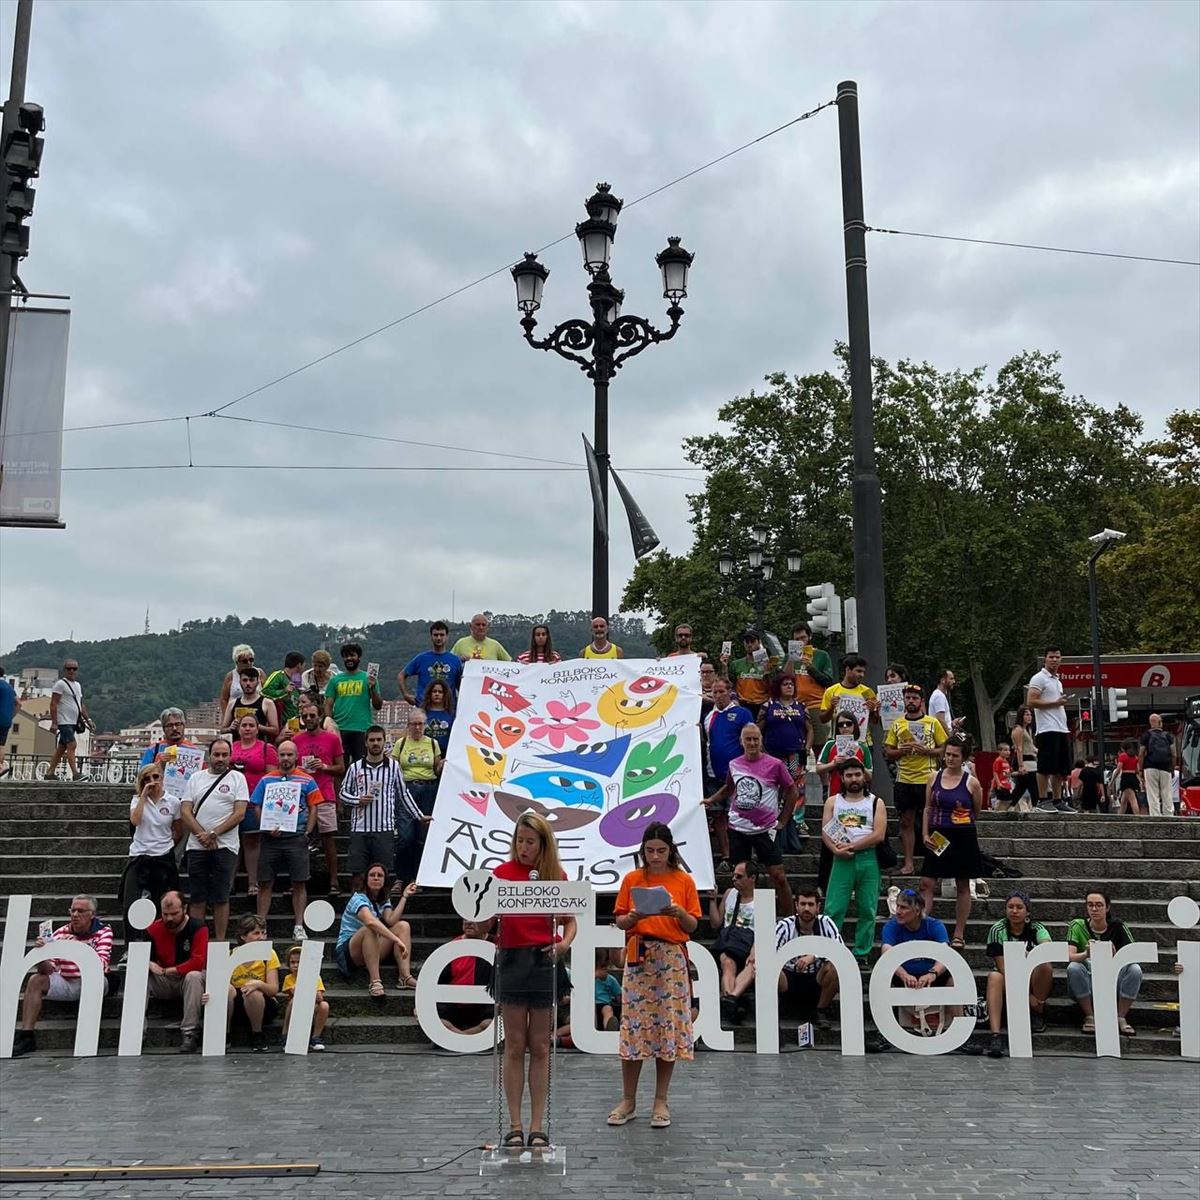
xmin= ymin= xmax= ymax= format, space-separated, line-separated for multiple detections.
xmin=725 ymin=630 xmax=778 ymax=719
xmin=883 ymin=685 xmax=947 ymax=876
xmin=984 ymin=892 xmax=1052 ymax=1058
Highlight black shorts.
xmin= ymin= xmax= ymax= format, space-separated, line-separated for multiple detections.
xmin=492 ymin=946 xmax=570 ymax=1009
xmin=340 ymin=730 xmax=368 ymax=762
xmin=1120 ymin=773 xmax=1139 ymax=791
xmin=728 ymin=828 xmax=783 ymax=868
xmin=347 ymin=831 xmax=395 ymax=877
xmin=893 ymin=782 xmax=926 ymax=814
xmin=258 ymin=833 xmax=310 ymax=884
xmin=186 ymin=848 xmax=238 ymax=905
xmin=232 ymin=992 xmax=279 ymax=1025
xmin=1035 ymin=731 xmax=1071 ymax=777
xmin=781 ymin=968 xmax=820 ymax=1006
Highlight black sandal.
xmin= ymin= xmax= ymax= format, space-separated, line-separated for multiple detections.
xmin=526 ymin=1132 xmax=550 ymax=1150
xmin=502 ymin=1129 xmax=525 ymax=1150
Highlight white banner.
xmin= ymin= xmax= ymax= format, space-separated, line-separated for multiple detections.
xmin=1 ymin=307 xmax=70 ymax=525
xmin=417 ymin=658 xmax=713 ymax=892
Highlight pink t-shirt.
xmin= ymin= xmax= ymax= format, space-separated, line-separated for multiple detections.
xmin=292 ymin=729 xmax=344 ymax=803
xmin=230 ymin=739 xmax=278 ymax=795
xmin=725 ymin=752 xmax=797 ymax=834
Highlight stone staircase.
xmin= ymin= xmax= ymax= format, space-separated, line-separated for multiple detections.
xmin=1 ymin=782 xmax=1196 ymax=1056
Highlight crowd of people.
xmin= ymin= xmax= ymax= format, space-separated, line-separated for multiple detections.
xmin=8 ymin=627 xmax=1187 ymax=1070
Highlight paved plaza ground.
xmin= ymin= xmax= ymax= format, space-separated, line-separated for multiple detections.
xmin=1 ymin=1048 xmax=1197 ymax=1199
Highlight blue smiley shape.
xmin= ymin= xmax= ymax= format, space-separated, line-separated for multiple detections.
xmin=508 ymin=769 xmax=605 ymax=808
xmin=537 ymin=735 xmax=632 ymax=779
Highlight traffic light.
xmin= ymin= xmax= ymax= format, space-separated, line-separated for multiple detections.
xmin=1078 ymin=697 xmax=1093 ymax=732
xmin=2 ymin=102 xmax=45 ymax=260
xmin=1107 ymin=687 xmax=1129 ymax=723
xmin=805 ymin=582 xmax=842 ymax=634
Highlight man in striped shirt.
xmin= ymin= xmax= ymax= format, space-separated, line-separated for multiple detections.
xmin=13 ymin=895 xmax=113 ymax=1058
xmin=774 ymin=886 xmax=842 ymax=1029
xmin=340 ymin=725 xmax=426 ymax=892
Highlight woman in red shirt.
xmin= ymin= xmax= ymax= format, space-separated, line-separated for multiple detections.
xmin=1115 ymin=740 xmax=1142 ymax=816
xmin=607 ymin=821 xmax=701 ymax=1131
xmin=492 ymin=812 xmax=576 ymax=1153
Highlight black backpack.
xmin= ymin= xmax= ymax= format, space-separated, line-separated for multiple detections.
xmin=1144 ymin=730 xmax=1174 ymax=771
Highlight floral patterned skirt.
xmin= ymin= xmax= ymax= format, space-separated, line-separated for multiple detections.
xmin=619 ymin=940 xmax=694 ymax=1062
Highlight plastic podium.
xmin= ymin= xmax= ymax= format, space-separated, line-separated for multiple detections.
xmin=449 ymin=869 xmax=592 ymax=1175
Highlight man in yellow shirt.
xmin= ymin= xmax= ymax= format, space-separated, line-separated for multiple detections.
xmin=581 ymin=616 xmax=624 ymax=659
xmin=818 ymin=654 xmax=880 ymax=738
xmin=451 ymin=614 xmax=512 ymax=662
xmin=883 ymin=684 xmax=947 ymax=875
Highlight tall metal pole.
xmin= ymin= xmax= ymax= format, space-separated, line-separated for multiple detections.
xmin=1088 ymin=550 xmax=1107 ymax=770
xmin=592 ymin=375 xmax=610 ymax=618
xmin=0 ymin=0 xmax=34 ymax=419
xmin=837 ymin=80 xmax=890 ymax=800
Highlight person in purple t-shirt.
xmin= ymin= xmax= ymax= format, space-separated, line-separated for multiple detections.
xmin=704 ymin=724 xmax=799 ymax=915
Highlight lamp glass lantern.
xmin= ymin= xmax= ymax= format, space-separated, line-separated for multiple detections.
xmin=717 ymin=553 xmax=734 ymax=578
xmin=585 ymin=182 xmax=623 ymax=227
xmin=575 ymin=217 xmax=615 ymax=274
xmin=511 ymin=253 xmax=549 ymax=315
xmin=761 ymin=558 xmax=774 ymax=582
xmin=748 ymin=545 xmax=764 ymax=570
xmin=750 ymin=523 xmax=768 ymax=546
xmin=656 ymin=236 xmax=694 ymax=302
xmin=786 ymin=548 xmax=802 ymax=574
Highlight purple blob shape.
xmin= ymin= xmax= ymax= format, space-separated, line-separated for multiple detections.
xmin=599 ymin=793 xmax=680 ymax=848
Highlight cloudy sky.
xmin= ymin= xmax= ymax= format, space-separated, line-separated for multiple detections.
xmin=1 ymin=0 xmax=1197 ymax=650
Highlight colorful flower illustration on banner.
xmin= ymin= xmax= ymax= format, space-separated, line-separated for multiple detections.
xmin=494 ymin=792 xmax=602 ymax=830
xmin=537 ymin=735 xmax=632 ymax=778
xmin=466 ymin=745 xmax=506 ymax=786
xmin=459 ymin=788 xmax=490 ymax=816
xmin=507 ymin=769 xmax=605 ymax=808
xmin=622 ymin=733 xmax=685 ymax=799
xmin=527 ymin=699 xmax=600 ymax=749
xmin=597 ymin=676 xmax=679 ymax=729
xmin=481 ymin=676 xmax=533 ymax=713
xmin=599 ymin=792 xmax=681 ymax=846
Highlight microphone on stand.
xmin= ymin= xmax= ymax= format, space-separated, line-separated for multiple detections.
xmin=529 ymin=870 xmax=540 ymax=881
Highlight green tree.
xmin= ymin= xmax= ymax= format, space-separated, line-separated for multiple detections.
xmin=622 ymin=347 xmax=1153 ymax=748
xmin=1098 ymin=409 xmax=1200 ymax=650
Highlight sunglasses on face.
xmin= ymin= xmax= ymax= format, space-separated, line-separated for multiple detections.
xmin=144 ymin=774 xmax=162 ymax=782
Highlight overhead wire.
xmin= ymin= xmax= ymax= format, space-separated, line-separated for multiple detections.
xmin=866 ymin=226 xmax=1200 ymax=267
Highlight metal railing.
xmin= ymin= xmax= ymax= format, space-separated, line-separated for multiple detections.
xmin=0 ymin=754 xmax=141 ymax=785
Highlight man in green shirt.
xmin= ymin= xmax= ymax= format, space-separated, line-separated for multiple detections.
xmin=324 ymin=641 xmax=382 ymax=763
xmin=451 ymin=613 xmax=511 ymax=662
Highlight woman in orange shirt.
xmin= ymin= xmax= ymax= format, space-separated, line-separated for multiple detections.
xmin=607 ymin=822 xmax=701 ymax=1131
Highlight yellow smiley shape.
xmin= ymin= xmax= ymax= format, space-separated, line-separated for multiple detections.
xmin=597 ymin=680 xmax=679 ymax=729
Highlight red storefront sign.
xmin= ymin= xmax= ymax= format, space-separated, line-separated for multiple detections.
xmin=1059 ymin=657 xmax=1200 ymax=689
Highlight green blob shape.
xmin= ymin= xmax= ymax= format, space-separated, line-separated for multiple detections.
xmin=622 ymin=733 xmax=684 ymax=799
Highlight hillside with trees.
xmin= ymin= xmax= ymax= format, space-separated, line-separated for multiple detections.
xmin=3 ymin=612 xmax=654 ymax=731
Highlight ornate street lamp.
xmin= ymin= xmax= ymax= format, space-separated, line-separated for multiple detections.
xmin=511 ymin=182 xmax=693 ymax=618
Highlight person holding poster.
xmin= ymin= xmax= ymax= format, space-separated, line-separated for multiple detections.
xmin=492 ymin=813 xmax=576 ymax=1153
xmin=818 ymin=654 xmax=879 ymax=743
xmin=140 ymin=709 xmax=205 ymax=798
xmin=608 ymin=822 xmax=701 ymax=1131
xmin=247 ymin=741 xmax=321 ymax=940
xmin=883 ymin=685 xmax=947 ymax=876
xmin=783 ymin=623 xmax=834 ymax=745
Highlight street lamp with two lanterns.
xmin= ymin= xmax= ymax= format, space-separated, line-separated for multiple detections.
xmin=717 ymin=523 xmax=802 ymax=637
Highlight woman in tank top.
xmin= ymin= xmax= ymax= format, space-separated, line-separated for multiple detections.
xmin=1009 ymin=705 xmax=1038 ymax=813
xmin=222 ymin=668 xmax=279 ymax=742
xmin=919 ymin=737 xmax=984 ymax=949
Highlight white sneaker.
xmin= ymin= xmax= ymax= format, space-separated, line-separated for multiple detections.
xmin=292 ymin=924 xmax=306 ymax=941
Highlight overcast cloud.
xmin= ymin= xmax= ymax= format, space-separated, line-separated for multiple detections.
xmin=1 ymin=0 xmax=1197 ymax=649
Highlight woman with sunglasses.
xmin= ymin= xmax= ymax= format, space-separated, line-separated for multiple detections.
xmin=221 ymin=667 xmax=279 ymax=744
xmin=518 ymin=624 xmax=562 ymax=664
xmin=120 ymin=762 xmax=183 ymax=947
xmin=218 ymin=644 xmax=266 ymax=711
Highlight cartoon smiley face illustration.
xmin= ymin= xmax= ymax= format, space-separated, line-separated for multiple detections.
xmin=538 ymin=735 xmax=631 ymax=779
xmin=494 ymin=793 xmax=601 ymax=831
xmin=598 ymin=793 xmax=681 ymax=847
xmin=508 ymin=769 xmax=604 ymax=808
xmin=622 ymin=733 xmax=684 ymax=799
xmin=459 ymin=789 xmax=490 ymax=816
xmin=466 ymin=745 xmax=506 ymax=787
xmin=597 ymin=676 xmax=679 ymax=729
xmin=481 ymin=676 xmax=532 ymax=713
